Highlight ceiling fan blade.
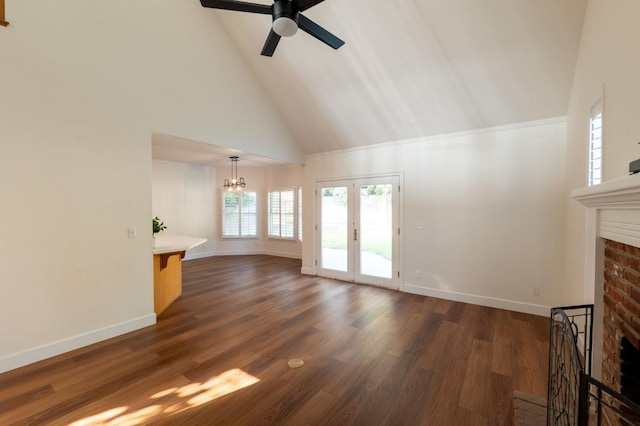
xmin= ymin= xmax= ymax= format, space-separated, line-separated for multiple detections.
xmin=200 ymin=0 xmax=271 ymax=14
xmin=298 ymin=14 xmax=345 ymax=50
xmin=295 ymin=0 xmax=325 ymax=12
xmin=261 ymin=29 xmax=281 ymax=57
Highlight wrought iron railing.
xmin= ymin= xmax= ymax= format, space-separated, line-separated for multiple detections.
xmin=548 ymin=304 xmax=640 ymax=426
xmin=579 ymin=372 xmax=640 ymax=425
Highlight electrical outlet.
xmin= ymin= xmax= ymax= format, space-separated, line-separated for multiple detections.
xmin=127 ymin=227 xmax=137 ymax=239
xmin=416 ymin=271 xmax=422 ymax=279
xmin=532 ymin=286 xmax=541 ymax=296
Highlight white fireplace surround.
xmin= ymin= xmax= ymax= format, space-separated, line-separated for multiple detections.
xmin=572 ymin=173 xmax=640 ymax=380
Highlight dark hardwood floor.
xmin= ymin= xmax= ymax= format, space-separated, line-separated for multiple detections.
xmin=0 ymin=255 xmax=550 ymax=425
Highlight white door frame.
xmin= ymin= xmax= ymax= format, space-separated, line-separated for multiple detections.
xmin=314 ymin=173 xmax=402 ymax=290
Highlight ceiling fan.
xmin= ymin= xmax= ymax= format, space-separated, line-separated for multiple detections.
xmin=200 ymin=0 xmax=345 ymax=57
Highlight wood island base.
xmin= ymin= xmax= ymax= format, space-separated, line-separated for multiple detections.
xmin=153 ymin=251 xmax=185 ymax=316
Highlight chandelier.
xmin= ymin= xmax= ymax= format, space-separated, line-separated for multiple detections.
xmin=223 ymin=156 xmax=246 ymax=192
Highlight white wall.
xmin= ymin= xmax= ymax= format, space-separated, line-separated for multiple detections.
xmin=564 ymin=0 xmax=640 ymax=303
xmin=152 ymin=160 xmax=218 ymax=258
xmin=152 ymin=160 xmax=302 ymax=259
xmin=303 ymin=119 xmax=568 ymax=315
xmin=0 ymin=1 xmax=299 ymax=373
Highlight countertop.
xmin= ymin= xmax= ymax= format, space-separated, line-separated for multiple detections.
xmin=152 ymin=234 xmax=207 ymax=255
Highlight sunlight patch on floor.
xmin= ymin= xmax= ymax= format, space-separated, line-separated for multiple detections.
xmin=182 ymin=368 xmax=260 ymax=408
xmin=69 ymin=407 xmax=128 ymax=425
xmin=69 ymin=369 xmax=260 ymax=425
xmin=107 ymin=405 xmax=163 ymax=426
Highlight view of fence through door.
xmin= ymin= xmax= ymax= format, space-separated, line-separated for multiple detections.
xmin=317 ymin=176 xmax=399 ymax=289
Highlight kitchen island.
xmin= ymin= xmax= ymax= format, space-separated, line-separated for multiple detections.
xmin=153 ymin=234 xmax=206 ymax=316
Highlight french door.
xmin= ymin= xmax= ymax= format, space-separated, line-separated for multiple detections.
xmin=316 ymin=176 xmax=400 ymax=289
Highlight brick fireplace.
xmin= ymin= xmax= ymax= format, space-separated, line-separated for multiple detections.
xmin=572 ymin=173 xmax=640 ymax=402
xmin=602 ymin=239 xmax=640 ymax=403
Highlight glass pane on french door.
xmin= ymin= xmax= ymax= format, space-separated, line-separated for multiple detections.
xmin=358 ymin=182 xmax=393 ymax=279
xmin=319 ymin=184 xmax=350 ymax=275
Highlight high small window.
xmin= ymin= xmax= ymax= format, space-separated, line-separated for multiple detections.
xmin=298 ymin=187 xmax=303 ymax=242
xmin=588 ymin=99 xmax=603 ymax=186
xmin=221 ymin=191 xmax=257 ymax=238
xmin=267 ymin=189 xmax=297 ymax=240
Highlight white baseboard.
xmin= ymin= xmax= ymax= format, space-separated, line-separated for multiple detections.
xmin=404 ymin=284 xmax=550 ymax=316
xmin=263 ymin=250 xmax=302 ymax=260
xmin=296 ymin=272 xmax=548 ymax=316
xmin=183 ymin=249 xmax=263 ymax=260
xmin=213 ymin=249 xmax=265 ymax=256
xmin=0 ymin=314 xmax=156 ymax=374
xmin=185 ymin=251 xmax=302 ymax=261
xmin=295 ymin=272 xmax=549 ymax=316
xmin=183 ymin=250 xmax=217 ymax=261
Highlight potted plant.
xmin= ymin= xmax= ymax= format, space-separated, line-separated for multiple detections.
xmin=152 ymin=217 xmax=167 ymax=247
xmin=153 ymin=217 xmax=167 ymax=235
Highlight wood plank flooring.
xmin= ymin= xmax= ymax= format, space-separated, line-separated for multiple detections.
xmin=0 ymin=255 xmax=550 ymax=425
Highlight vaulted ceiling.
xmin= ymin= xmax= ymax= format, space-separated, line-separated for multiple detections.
xmin=154 ymin=0 xmax=587 ymax=165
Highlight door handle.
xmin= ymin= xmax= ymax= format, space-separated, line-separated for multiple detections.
xmin=354 ymin=229 xmax=358 ymax=241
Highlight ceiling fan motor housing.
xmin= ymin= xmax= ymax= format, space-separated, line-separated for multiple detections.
xmin=272 ymin=0 xmax=299 ymax=37
xmin=199 ymin=0 xmax=344 ymax=56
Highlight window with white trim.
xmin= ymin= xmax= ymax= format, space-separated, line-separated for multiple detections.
xmin=267 ymin=188 xmax=298 ymax=240
xmin=221 ymin=191 xmax=257 ymax=238
xmin=298 ymin=187 xmax=302 ymax=242
xmin=588 ymin=99 xmax=603 ymax=186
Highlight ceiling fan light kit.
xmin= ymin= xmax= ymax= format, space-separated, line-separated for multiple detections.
xmin=272 ymin=1 xmax=298 ymax=37
xmin=272 ymin=17 xmax=297 ymax=37
xmin=200 ymin=0 xmax=344 ymax=56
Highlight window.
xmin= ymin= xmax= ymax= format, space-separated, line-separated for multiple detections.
xmin=221 ymin=191 xmax=257 ymax=238
xmin=298 ymin=187 xmax=303 ymax=242
xmin=267 ymin=189 xmax=298 ymax=240
xmin=588 ymin=99 xmax=603 ymax=186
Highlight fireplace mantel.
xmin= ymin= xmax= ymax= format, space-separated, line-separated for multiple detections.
xmin=572 ymin=173 xmax=640 ymax=249
xmin=572 ymin=173 xmax=640 ymax=207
